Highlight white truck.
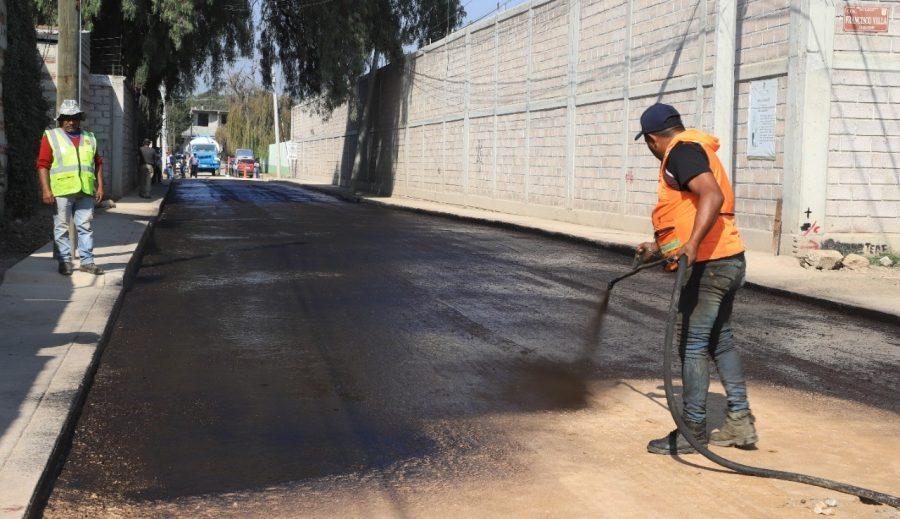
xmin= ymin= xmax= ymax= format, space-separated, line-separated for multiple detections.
xmin=186 ymin=135 xmax=222 ymax=175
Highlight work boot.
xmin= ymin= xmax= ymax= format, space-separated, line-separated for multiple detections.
xmin=710 ymin=410 xmax=758 ymax=447
xmin=58 ymin=262 xmax=74 ymax=276
xmin=647 ymin=418 xmax=708 ymax=455
xmin=79 ymin=263 xmax=105 ymax=275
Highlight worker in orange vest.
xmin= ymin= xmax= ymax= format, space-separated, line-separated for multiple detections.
xmin=634 ymin=104 xmax=758 ymax=455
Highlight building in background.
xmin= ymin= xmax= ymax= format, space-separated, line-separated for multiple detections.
xmin=188 ymin=107 xmax=227 ymax=138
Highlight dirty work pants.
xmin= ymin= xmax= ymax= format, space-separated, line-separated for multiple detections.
xmin=54 ymin=195 xmax=95 ymax=265
xmin=140 ymin=164 xmax=153 ymax=197
xmin=678 ymin=253 xmax=750 ymax=423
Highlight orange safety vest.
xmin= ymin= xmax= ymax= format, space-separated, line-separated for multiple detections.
xmin=651 ymin=129 xmax=744 ymax=263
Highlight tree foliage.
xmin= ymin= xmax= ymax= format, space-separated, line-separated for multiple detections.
xmin=215 ymin=74 xmax=291 ymax=160
xmin=33 ymin=0 xmax=254 ymax=136
xmin=163 ymin=97 xmax=192 ymax=152
xmin=260 ymin=0 xmax=465 ymax=113
xmin=27 ymin=0 xmax=465 ymax=142
xmin=3 ymin=0 xmax=51 ymax=218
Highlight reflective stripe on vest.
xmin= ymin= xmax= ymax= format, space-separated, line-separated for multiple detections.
xmin=46 ymin=128 xmax=97 ymax=197
xmin=651 ymin=129 xmax=744 ymax=263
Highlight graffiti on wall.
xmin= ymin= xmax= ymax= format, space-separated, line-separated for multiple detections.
xmin=794 ymin=207 xmax=822 ymax=251
xmin=820 ymin=239 xmax=891 ymax=256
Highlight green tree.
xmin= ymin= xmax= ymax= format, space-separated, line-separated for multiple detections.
xmin=215 ymin=74 xmax=290 ymax=160
xmin=260 ymin=0 xmax=465 ymax=113
xmin=163 ymin=97 xmax=192 ymax=152
xmin=3 ymin=0 xmax=50 ymax=218
xmin=30 ymin=0 xmax=464 ymax=142
xmin=33 ymin=0 xmax=254 ymax=137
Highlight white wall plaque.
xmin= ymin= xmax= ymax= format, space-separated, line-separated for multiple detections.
xmin=747 ymin=78 xmax=777 ymax=160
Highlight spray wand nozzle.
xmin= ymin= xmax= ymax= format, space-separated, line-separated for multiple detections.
xmin=605 ymin=254 xmax=671 ymax=291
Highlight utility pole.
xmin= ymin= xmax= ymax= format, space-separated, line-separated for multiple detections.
xmin=77 ymin=4 xmax=83 ymax=105
xmin=58 ymin=0 xmax=79 ymax=109
xmin=59 ymin=0 xmax=80 ymax=255
xmin=271 ymin=64 xmax=283 ymax=178
xmin=160 ymin=84 xmax=168 ymax=181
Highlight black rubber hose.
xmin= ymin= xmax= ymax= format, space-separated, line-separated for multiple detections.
xmin=662 ymin=254 xmax=900 ymax=508
xmin=607 ymin=257 xmax=669 ymax=290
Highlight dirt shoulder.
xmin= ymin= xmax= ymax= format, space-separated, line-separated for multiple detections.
xmin=0 ymin=209 xmax=52 ymax=282
xmin=44 ymin=381 xmax=900 ymax=518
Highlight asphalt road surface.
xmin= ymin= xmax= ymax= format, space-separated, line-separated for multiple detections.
xmin=44 ymin=180 xmax=900 ymax=517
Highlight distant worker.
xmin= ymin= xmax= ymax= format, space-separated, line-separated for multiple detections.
xmin=167 ymin=152 xmax=176 ymax=182
xmin=138 ymin=139 xmax=156 ymax=198
xmin=254 ymin=158 xmax=260 ymax=179
xmin=152 ymin=146 xmax=162 ymax=184
xmin=190 ymin=153 xmax=199 ymax=178
xmin=634 ymin=104 xmax=757 ymax=455
xmin=36 ymin=99 xmax=105 ymax=276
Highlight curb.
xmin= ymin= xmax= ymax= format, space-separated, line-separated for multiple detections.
xmin=25 ymin=185 xmax=173 ymax=518
xmin=272 ymin=181 xmax=361 ymax=204
xmin=741 ymin=281 xmax=898 ymax=325
xmin=290 ymin=182 xmax=898 ymax=325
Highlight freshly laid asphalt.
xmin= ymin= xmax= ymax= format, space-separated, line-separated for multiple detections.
xmin=43 ymin=180 xmax=899 ymax=515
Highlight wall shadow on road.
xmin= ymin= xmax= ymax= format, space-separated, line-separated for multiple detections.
xmin=333 ymin=58 xmax=411 ymax=196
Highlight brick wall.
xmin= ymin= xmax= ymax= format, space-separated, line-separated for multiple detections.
xmin=292 ymin=0 xmax=899 ymax=253
xmin=36 ymin=30 xmax=90 ymax=119
xmin=826 ymin=2 xmax=900 ymax=252
xmin=83 ymin=74 xmax=136 ymax=199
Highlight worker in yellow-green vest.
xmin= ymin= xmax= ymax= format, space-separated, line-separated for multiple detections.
xmin=36 ymin=99 xmax=105 ymax=276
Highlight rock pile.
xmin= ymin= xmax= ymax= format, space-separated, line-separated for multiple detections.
xmin=800 ymin=250 xmax=896 ymax=271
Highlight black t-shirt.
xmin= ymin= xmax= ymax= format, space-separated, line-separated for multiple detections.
xmin=139 ymin=146 xmax=157 ymax=166
xmin=664 ymin=143 xmax=710 ymax=191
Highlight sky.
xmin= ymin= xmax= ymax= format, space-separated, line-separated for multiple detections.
xmin=463 ymin=0 xmax=528 ymax=27
xmin=196 ymin=0 xmax=529 ymax=95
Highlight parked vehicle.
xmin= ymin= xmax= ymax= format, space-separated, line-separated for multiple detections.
xmin=236 ymin=157 xmax=256 ymax=178
xmin=187 ymin=136 xmax=222 ymax=175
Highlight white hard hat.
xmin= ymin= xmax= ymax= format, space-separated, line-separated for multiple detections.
xmin=57 ymin=99 xmax=84 ymax=120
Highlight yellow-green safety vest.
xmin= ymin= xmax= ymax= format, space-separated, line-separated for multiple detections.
xmin=45 ymin=128 xmax=98 ymax=197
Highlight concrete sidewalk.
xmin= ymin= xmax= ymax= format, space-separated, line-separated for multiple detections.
xmin=0 ymin=184 xmax=168 ymax=518
xmin=281 ymin=181 xmax=900 ymax=321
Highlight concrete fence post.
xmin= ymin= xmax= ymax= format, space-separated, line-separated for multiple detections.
xmin=781 ymin=0 xmax=835 ymax=254
xmin=713 ymin=0 xmax=738 ymax=181
xmin=443 ymin=38 xmax=449 ymax=186
xmin=492 ymin=13 xmax=500 ymax=198
xmin=112 ymin=78 xmax=124 ymax=198
xmin=619 ymin=0 xmax=635 ymax=215
xmin=565 ymin=0 xmax=582 ymax=210
xmin=463 ymin=28 xmax=471 ymax=194
xmin=693 ymin=0 xmax=709 ymax=129
xmin=524 ymin=6 xmax=534 ymax=203
xmin=403 ymin=60 xmax=412 ymax=194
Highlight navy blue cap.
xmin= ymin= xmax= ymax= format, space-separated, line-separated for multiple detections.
xmin=635 ymin=103 xmax=683 ymax=140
